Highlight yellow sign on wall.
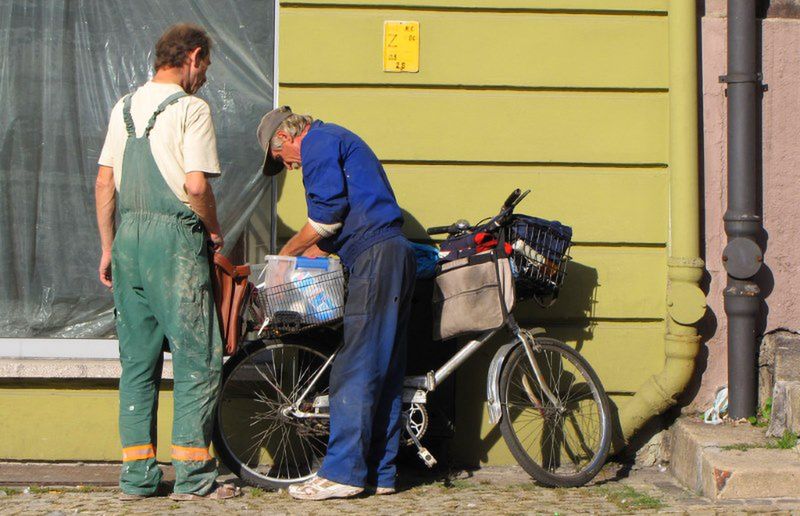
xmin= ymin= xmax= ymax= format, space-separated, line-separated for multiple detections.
xmin=383 ymin=21 xmax=419 ymax=73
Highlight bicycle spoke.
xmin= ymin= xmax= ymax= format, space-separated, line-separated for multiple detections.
xmin=518 ymin=416 xmax=545 ymax=451
xmin=295 ymin=430 xmax=314 ymax=473
xmin=251 ymin=361 xmax=293 ymax=406
xmin=244 ymin=420 xmax=282 ymax=467
xmin=217 ymin=342 xmax=333 ymax=485
xmin=289 ymin=360 xmax=329 ymax=408
xmin=287 ymin=360 xmax=314 ymax=401
xmin=500 ymin=339 xmax=609 ymax=485
xmin=286 ymin=423 xmax=303 ymax=476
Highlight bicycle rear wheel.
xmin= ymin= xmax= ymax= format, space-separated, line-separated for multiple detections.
xmin=498 ymin=337 xmax=612 ymax=487
xmin=213 ymin=338 xmax=334 ymax=490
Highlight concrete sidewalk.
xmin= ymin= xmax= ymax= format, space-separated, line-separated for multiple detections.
xmin=2 ymin=462 xmax=800 ymax=514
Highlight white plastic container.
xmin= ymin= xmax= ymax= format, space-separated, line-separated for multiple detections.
xmin=255 ymin=255 xmax=345 ymax=326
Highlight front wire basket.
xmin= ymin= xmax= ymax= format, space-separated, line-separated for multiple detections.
xmin=504 ymin=217 xmax=572 ymax=303
xmin=249 ymin=269 xmax=346 ymax=336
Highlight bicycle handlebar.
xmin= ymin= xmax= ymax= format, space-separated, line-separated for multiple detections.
xmin=503 ymin=189 xmax=522 ymax=209
xmin=426 ymin=225 xmax=454 ymax=236
xmin=425 ymin=188 xmax=532 ymax=237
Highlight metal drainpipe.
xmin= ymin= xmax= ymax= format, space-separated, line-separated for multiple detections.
xmin=617 ymin=0 xmax=706 ymax=441
xmin=720 ymin=0 xmax=764 ymax=419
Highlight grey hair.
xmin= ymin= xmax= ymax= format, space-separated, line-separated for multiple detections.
xmin=270 ymin=113 xmax=314 ymax=150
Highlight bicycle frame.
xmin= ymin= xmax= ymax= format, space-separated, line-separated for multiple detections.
xmin=283 ymin=188 xmax=556 ymax=420
xmin=287 ymin=313 xmax=560 ymax=425
xmin=403 ymin=323 xmax=510 ymax=392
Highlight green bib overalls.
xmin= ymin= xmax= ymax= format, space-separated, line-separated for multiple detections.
xmin=112 ymin=91 xmax=222 ymax=496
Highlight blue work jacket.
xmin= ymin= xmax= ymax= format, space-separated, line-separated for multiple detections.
xmin=301 ymin=121 xmax=404 ymax=267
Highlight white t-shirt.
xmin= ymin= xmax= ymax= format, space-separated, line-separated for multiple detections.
xmin=98 ymin=81 xmax=221 ymax=206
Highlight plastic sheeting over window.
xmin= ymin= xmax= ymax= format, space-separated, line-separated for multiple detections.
xmin=0 ymin=1 xmax=275 ymax=338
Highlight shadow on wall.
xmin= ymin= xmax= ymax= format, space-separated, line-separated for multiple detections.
xmin=445 ymin=260 xmax=600 ymax=467
xmin=398 ymin=207 xmax=601 ymax=466
xmin=400 ymin=208 xmax=429 ymax=242
xmin=272 ymin=171 xmax=294 ymax=243
xmin=752 ymin=7 xmax=774 ymax=341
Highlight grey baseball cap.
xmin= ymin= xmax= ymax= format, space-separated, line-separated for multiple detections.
xmin=256 ymin=105 xmax=293 ymax=176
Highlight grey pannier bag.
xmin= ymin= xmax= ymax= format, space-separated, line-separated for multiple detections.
xmin=432 ymin=249 xmax=516 ymax=341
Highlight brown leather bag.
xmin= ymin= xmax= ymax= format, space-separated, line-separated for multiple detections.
xmin=211 ymin=252 xmax=252 ymax=356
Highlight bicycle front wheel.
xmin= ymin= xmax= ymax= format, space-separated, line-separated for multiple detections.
xmin=213 ymin=338 xmax=334 ymax=490
xmin=498 ymin=337 xmax=612 ymax=487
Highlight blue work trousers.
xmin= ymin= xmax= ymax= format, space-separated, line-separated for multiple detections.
xmin=318 ymin=235 xmax=416 ymax=489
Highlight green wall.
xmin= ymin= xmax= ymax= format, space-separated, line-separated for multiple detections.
xmin=276 ymin=0 xmax=673 ymax=465
xmin=1 ymin=0 xmax=702 ymax=465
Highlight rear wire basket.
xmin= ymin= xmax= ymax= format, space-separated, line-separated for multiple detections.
xmin=504 ymin=215 xmax=572 ymax=302
xmin=250 ymin=269 xmax=346 ymax=337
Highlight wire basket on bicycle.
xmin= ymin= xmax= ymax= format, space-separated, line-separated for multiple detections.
xmin=250 ymin=256 xmax=346 ymax=336
xmin=428 ymin=189 xmax=572 ymax=305
xmin=504 ymin=214 xmax=572 ymax=301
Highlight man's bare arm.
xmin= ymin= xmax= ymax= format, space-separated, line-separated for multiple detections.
xmin=185 ymin=171 xmax=223 ymax=249
xmin=303 ymin=244 xmax=329 ymax=257
xmin=279 ymin=222 xmax=322 ymax=256
xmin=95 ymin=165 xmax=116 ymax=287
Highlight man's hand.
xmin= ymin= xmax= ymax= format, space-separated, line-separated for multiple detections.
xmin=98 ymin=250 xmax=113 ymax=288
xmin=209 ymin=232 xmax=224 ymax=252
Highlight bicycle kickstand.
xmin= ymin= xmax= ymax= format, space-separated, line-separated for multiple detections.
xmin=405 ymin=418 xmax=437 ymax=468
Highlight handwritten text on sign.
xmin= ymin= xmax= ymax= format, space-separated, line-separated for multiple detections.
xmin=383 ymin=21 xmax=419 ymax=73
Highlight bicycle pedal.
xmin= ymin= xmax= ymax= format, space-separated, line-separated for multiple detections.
xmin=417 ymin=447 xmax=437 ymax=468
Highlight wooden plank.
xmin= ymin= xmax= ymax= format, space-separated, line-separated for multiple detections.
xmin=280 ymin=8 xmax=668 ymax=88
xmin=282 ymin=0 xmax=669 ymax=13
xmin=276 ymin=166 xmax=668 ymax=244
xmin=279 ymin=88 xmax=669 ymax=163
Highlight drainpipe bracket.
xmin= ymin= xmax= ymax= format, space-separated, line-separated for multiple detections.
xmin=719 ymin=72 xmax=763 ymax=84
xmin=719 ymin=73 xmax=768 ymax=96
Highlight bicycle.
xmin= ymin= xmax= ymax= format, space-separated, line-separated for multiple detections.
xmin=212 ymin=189 xmax=613 ymax=489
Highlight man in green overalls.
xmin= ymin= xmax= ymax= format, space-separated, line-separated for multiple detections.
xmin=94 ymin=24 xmax=238 ymax=500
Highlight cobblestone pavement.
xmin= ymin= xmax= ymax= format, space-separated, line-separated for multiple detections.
xmin=2 ymin=464 xmax=800 ymax=515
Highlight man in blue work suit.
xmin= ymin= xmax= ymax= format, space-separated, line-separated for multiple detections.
xmin=256 ymin=106 xmax=416 ymax=500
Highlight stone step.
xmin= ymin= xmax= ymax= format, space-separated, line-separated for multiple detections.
xmin=669 ymin=417 xmax=800 ymax=500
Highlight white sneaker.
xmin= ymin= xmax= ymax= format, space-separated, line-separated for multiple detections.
xmin=365 ymin=484 xmax=397 ymax=495
xmin=288 ymin=475 xmax=364 ymax=501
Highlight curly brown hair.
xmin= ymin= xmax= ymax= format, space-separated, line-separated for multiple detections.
xmin=154 ymin=23 xmax=212 ymax=71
